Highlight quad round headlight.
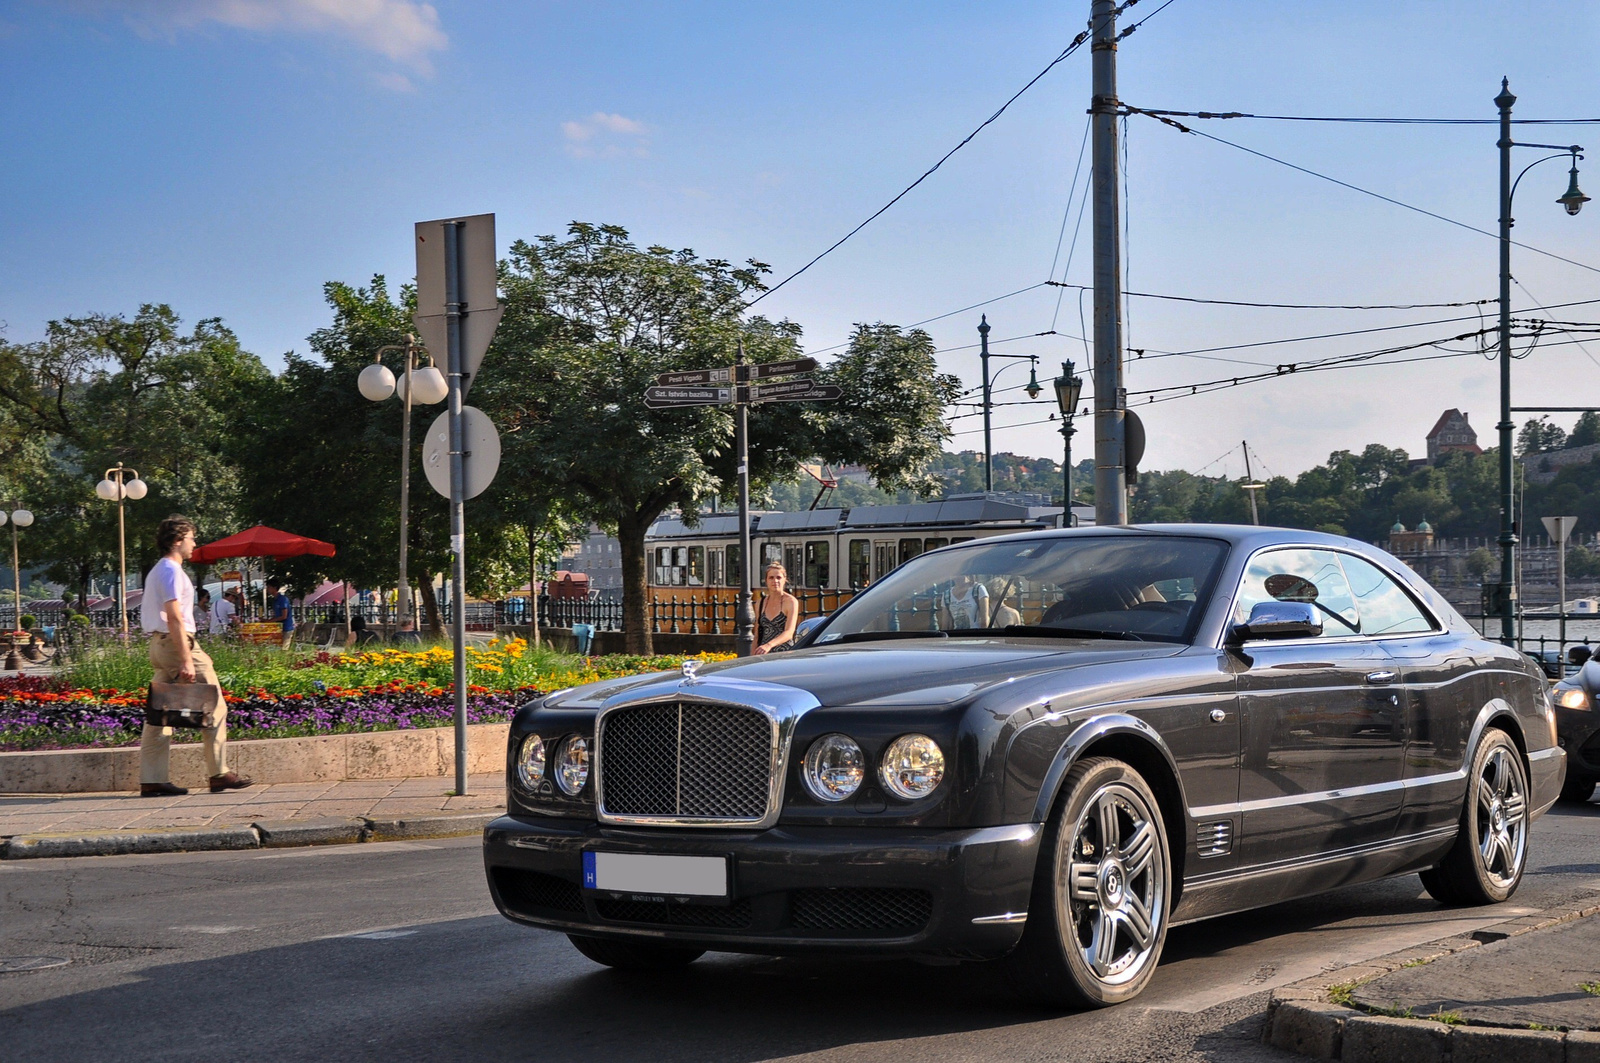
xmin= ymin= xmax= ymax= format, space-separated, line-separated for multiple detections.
xmin=802 ymin=734 xmax=865 ymax=802
xmin=555 ymin=736 xmax=590 ymax=796
xmin=879 ymin=734 xmax=946 ymax=800
xmin=516 ymin=733 xmax=546 ymax=791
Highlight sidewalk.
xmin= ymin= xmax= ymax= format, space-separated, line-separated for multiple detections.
xmin=1266 ymin=899 xmax=1600 ymax=1061
xmin=0 ymin=773 xmax=507 ymax=858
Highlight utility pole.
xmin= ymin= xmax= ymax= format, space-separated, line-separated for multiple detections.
xmin=734 ymin=341 xmax=755 ymax=658
xmin=1090 ymin=0 xmax=1127 ymax=526
xmin=1496 ymin=79 xmax=1518 ymax=646
xmin=979 ymin=316 xmax=993 ymax=493
xmin=1241 ymin=440 xmax=1263 ymax=525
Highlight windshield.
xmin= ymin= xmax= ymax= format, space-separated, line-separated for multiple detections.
xmin=815 ymin=534 xmax=1230 ymax=644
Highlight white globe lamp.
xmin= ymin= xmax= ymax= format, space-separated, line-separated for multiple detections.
xmin=406 ymin=364 xmax=449 ymax=405
xmin=95 ymin=478 xmax=121 ymax=501
xmin=122 ymin=478 xmax=147 ymax=501
xmin=10 ymin=510 xmax=32 ymax=527
xmin=358 ymin=363 xmax=397 ymax=402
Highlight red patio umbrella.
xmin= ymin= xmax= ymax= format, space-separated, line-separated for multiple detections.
xmin=191 ymin=525 xmax=337 ymax=564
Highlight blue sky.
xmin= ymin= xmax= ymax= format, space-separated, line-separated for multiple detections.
xmin=3 ymin=1 xmax=1599 ymax=479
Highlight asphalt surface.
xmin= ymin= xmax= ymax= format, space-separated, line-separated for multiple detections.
xmin=3 ymin=801 xmax=1599 ymax=1063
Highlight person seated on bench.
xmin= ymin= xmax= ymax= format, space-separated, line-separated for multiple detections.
xmin=346 ymin=613 xmax=380 ymax=648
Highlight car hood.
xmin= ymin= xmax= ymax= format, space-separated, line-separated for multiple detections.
xmin=547 ymin=638 xmax=1187 ymax=711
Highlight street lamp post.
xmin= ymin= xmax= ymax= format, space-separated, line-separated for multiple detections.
xmin=94 ymin=464 xmax=148 ymax=639
xmin=977 ymin=315 xmax=1043 ymax=493
xmin=359 ymin=335 xmax=447 ymax=630
xmin=1494 ymin=78 xmax=1588 ymax=646
xmin=1053 ymin=361 xmax=1084 ymax=526
xmin=0 ymin=505 xmax=34 ymax=638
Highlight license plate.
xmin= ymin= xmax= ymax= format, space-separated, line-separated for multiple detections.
xmin=582 ymin=852 xmax=728 ymax=898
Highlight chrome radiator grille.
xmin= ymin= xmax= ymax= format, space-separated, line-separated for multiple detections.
xmin=598 ymin=702 xmax=775 ymax=821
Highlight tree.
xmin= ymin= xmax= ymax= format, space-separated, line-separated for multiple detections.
xmin=1466 ymin=547 xmax=1498 ymax=581
xmin=484 ymin=224 xmax=959 ymax=652
xmin=1570 ymin=411 xmax=1600 ymax=449
xmin=0 ymin=305 xmax=270 ymax=603
xmin=1518 ymin=416 xmax=1567 ymax=455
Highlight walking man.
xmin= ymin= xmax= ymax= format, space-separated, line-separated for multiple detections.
xmin=138 ymin=516 xmax=252 ymax=797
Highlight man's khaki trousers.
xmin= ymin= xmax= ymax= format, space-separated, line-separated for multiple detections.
xmin=140 ymin=632 xmax=229 ymax=784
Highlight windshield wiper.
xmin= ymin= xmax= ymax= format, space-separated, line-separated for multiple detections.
xmin=1002 ymin=625 xmax=1145 ymax=642
xmin=832 ymin=630 xmax=951 ymax=644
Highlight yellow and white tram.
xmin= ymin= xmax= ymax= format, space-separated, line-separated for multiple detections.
xmin=646 ymin=495 xmax=1072 ymax=611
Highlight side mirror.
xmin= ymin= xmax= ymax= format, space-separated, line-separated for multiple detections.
xmin=1234 ymin=600 xmax=1322 ymax=642
xmin=792 ymin=616 xmax=826 ymax=647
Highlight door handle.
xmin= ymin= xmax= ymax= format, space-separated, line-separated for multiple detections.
xmin=1209 ymin=708 xmax=1227 ymax=723
xmin=1365 ymin=670 xmax=1397 ymax=685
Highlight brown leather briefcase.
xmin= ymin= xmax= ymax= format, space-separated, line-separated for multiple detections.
xmin=145 ymin=681 xmax=220 ymax=729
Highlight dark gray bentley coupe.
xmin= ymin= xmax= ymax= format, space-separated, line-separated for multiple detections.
xmin=483 ymin=525 xmax=1563 ymax=1007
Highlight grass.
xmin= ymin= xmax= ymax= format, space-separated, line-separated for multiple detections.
xmin=1581 ymin=981 xmax=1600 ymax=997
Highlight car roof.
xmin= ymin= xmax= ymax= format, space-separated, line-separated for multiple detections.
xmin=966 ymin=523 xmax=1368 ymax=551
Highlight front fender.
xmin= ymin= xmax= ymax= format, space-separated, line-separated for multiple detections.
xmin=1023 ymin=712 xmax=1188 ymax=824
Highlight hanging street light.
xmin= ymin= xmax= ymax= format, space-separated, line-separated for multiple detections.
xmin=1053 ymin=361 xmax=1085 ymax=527
xmin=976 ymin=316 xmax=1046 ymax=493
xmin=1492 ymin=79 xmax=1588 ymax=646
xmin=360 ymin=334 xmax=446 ymax=631
xmin=95 ymin=463 xmax=147 ymax=639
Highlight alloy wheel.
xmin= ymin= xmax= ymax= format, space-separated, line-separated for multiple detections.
xmin=1475 ymin=745 xmax=1528 ymax=889
xmin=1063 ymin=783 xmax=1165 ymax=986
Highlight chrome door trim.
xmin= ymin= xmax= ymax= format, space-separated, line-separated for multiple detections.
xmin=593 ymin=676 xmax=821 ymax=829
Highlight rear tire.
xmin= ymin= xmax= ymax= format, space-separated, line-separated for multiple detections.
xmin=1559 ymin=771 xmax=1597 ymax=805
xmin=567 ymin=934 xmax=704 ymax=970
xmin=1420 ymin=729 xmax=1528 ymax=906
xmin=1003 ymin=756 xmax=1170 ymax=1008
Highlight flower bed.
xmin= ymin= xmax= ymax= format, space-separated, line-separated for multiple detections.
xmin=0 ymin=640 xmax=731 ymax=752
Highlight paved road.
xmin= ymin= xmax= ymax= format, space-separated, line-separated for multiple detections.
xmin=3 ymin=802 xmax=1599 ymax=1063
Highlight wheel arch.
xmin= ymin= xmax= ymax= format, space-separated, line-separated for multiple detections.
xmin=1030 ymin=714 xmax=1189 ymax=904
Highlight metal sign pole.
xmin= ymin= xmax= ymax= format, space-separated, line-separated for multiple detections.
xmin=398 ymin=340 xmax=414 ymax=631
xmin=735 ymin=341 xmax=755 ymax=657
xmin=445 ymin=221 xmax=469 ymax=796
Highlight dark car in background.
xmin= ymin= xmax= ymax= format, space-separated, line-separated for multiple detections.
xmin=483 ymin=525 xmax=1563 ymax=1008
xmin=1551 ymin=662 xmax=1600 ymax=803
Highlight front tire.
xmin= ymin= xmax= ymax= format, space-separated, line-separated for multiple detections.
xmin=1004 ymin=757 xmax=1171 ymax=1008
xmin=1420 ymin=729 xmax=1529 ymax=905
xmin=567 ymin=935 xmax=704 ymax=970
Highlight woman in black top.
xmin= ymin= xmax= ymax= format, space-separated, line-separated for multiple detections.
xmin=754 ymin=561 xmax=800 ymax=654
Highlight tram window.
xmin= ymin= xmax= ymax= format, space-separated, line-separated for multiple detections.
xmin=951 ymin=537 xmax=975 ymax=545
xmin=762 ymin=542 xmax=783 ymax=568
xmin=655 ymin=547 xmax=672 ymax=585
xmin=899 ymin=538 xmax=923 ymax=565
xmin=675 ymin=547 xmax=689 ymax=567
xmin=805 ymin=541 xmax=831 ymax=588
xmin=709 ymin=549 xmax=725 ymax=587
xmin=923 ymin=538 xmax=949 ymax=553
xmin=874 ymin=542 xmax=896 ymax=582
xmin=688 ymin=546 xmax=705 ymax=586
xmin=848 ymin=540 xmax=871 ymax=587
xmin=726 ymin=545 xmax=742 ymax=586
xmin=784 ymin=544 xmax=804 ymax=586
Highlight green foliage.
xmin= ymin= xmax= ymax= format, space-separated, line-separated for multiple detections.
xmin=1467 ymin=547 xmax=1498 ymax=579
xmin=18 ymin=614 xmax=34 ymax=630
xmin=1519 ymin=415 xmax=1568 ymax=455
xmin=1570 ymin=412 xmax=1600 ymax=449
xmin=1580 ymin=981 xmax=1600 ymax=997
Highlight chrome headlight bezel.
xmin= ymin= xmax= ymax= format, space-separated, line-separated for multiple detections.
xmin=801 ymin=733 xmax=866 ymax=803
xmin=555 ymin=735 xmax=590 ymax=796
xmin=516 ymin=733 xmax=546 ymax=791
xmin=879 ymin=733 xmax=946 ymax=801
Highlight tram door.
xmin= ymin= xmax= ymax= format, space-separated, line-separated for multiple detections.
xmin=873 ymin=541 xmax=896 ymax=583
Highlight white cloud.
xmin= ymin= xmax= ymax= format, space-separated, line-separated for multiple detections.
xmin=561 ymin=112 xmax=650 ymax=158
xmin=84 ymin=0 xmax=448 ymax=73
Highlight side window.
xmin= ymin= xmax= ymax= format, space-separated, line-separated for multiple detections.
xmin=847 ymin=539 xmax=871 ymax=587
xmin=1234 ymin=549 xmax=1360 ymax=638
xmin=899 ymin=538 xmax=923 ymax=565
xmin=805 ymin=540 xmax=830 ymax=588
xmin=1340 ymin=554 xmax=1434 ymax=635
xmin=784 ymin=544 xmax=805 ymax=587
xmin=687 ymin=546 xmax=705 ymax=586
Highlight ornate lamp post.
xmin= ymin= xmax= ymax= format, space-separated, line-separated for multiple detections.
xmin=1053 ymin=361 xmax=1085 ymax=526
xmin=1 ymin=506 xmax=34 ymax=668
xmin=977 ymin=316 xmax=1043 ymax=493
xmin=358 ymin=335 xmax=447 ymax=629
xmin=95 ymin=464 xmax=148 ymax=639
xmin=1493 ymin=79 xmax=1588 ymax=645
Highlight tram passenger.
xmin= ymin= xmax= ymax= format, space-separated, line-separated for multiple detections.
xmin=754 ymin=562 xmax=800 ymax=654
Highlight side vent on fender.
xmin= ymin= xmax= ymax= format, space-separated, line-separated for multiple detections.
xmin=1196 ymin=820 xmax=1233 ymax=858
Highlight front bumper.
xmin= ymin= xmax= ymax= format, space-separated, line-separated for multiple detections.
xmin=1556 ymin=706 xmax=1600 ymax=781
xmin=482 ymin=815 xmax=1043 ymax=959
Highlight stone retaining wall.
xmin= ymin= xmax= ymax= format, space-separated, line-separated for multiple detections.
xmin=0 ymin=722 xmax=510 ymax=794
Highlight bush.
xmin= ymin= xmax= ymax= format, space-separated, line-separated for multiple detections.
xmin=19 ymin=614 xmax=35 ymax=631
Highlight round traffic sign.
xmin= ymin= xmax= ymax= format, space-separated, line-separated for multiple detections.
xmin=423 ymin=406 xmax=502 ymax=500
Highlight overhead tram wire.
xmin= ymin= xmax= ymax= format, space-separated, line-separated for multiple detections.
xmin=744 ymin=30 xmax=1094 ymax=310
xmin=1121 ymin=108 xmax=1600 ymax=126
xmin=1044 ymin=282 xmax=1493 ymax=311
xmin=1125 ymin=108 xmax=1600 ymax=278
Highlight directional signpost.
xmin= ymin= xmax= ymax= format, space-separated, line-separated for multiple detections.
xmin=646 ymin=348 xmax=839 ymax=655
xmin=414 ymin=213 xmax=504 ymax=798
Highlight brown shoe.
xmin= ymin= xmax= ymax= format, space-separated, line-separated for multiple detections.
xmin=140 ymin=782 xmax=188 ymax=797
xmin=208 ymin=772 xmax=253 ymax=793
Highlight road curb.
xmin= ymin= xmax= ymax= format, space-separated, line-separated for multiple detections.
xmin=0 ymin=811 xmax=500 ymax=859
xmin=1264 ymin=900 xmax=1600 ymax=1061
